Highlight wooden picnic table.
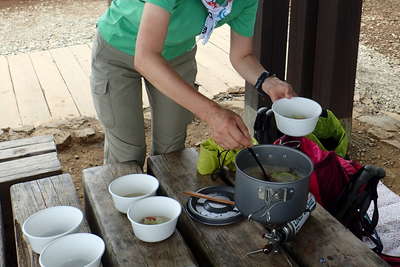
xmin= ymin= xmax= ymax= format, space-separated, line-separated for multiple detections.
xmin=79 ymin=148 xmax=388 ymax=267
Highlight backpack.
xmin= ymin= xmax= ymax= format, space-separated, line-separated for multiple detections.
xmin=254 ymin=107 xmax=400 ymax=266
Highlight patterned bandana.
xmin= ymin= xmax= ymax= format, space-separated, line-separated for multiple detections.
xmin=199 ymin=0 xmax=233 ymax=44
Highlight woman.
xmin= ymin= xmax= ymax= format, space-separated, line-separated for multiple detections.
xmin=91 ymin=0 xmax=295 ymax=166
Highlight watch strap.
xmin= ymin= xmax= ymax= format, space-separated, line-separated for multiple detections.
xmin=255 ymin=71 xmax=275 ymax=97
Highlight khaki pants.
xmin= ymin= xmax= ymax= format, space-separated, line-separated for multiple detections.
xmin=90 ymin=33 xmax=198 ymax=165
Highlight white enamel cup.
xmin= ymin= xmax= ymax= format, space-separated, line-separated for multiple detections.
xmin=22 ymin=206 xmax=83 ymax=254
xmin=39 ymin=233 xmax=105 ymax=267
xmin=108 ymin=174 xmax=159 ymax=213
xmin=272 ymin=97 xmax=322 ymax=137
xmin=127 ymin=196 xmax=182 ymax=243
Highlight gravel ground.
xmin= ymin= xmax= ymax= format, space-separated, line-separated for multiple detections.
xmin=360 ymin=0 xmax=400 ymax=61
xmin=0 ymin=0 xmax=107 ymax=55
xmin=355 ymin=44 xmax=400 ymax=114
xmin=0 ymin=0 xmax=399 ymax=115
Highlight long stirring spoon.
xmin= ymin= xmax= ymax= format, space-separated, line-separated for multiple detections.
xmin=247 ymin=147 xmax=271 ymax=181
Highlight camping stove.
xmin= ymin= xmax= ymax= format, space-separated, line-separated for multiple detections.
xmin=247 ymin=193 xmax=316 ymax=256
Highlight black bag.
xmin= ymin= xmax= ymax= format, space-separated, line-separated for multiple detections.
xmin=333 ymin=165 xmax=385 ymax=253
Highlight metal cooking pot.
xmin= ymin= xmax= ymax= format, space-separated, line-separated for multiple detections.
xmin=235 ymin=144 xmax=313 ymax=225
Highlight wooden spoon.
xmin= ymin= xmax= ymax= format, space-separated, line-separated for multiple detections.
xmin=183 ymin=191 xmax=235 ymax=206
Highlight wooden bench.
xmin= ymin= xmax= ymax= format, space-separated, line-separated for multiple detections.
xmin=0 ymin=135 xmax=62 ymax=265
xmin=10 ymin=174 xmax=102 ymax=267
xmin=147 ymin=148 xmax=389 ymax=267
xmin=0 ymin=202 xmax=5 ymax=267
xmin=82 ymin=163 xmax=197 ymax=267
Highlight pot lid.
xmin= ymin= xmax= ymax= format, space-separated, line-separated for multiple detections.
xmin=186 ymin=186 xmax=243 ymax=226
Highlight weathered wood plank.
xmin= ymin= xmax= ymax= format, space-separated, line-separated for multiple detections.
xmin=83 ymin=163 xmax=198 ymax=267
xmin=0 ymin=202 xmax=5 ymax=267
xmin=284 ymin=204 xmax=389 ymax=266
xmin=0 ymin=152 xmax=61 ymax=183
xmin=7 ymin=53 xmax=51 ymax=126
xmin=50 ymin=47 xmax=96 ymax=117
xmin=0 ymin=135 xmax=53 ymax=150
xmin=30 ymin=51 xmax=80 ymax=120
xmin=208 ymin=26 xmax=230 ymax=55
xmin=196 ymin=40 xmax=244 ymax=89
xmin=196 ymin=63 xmax=230 ymax=99
xmin=0 ymin=141 xmax=55 ymax=163
xmin=10 ymin=174 xmax=98 ymax=267
xmin=147 ymin=148 xmax=297 ymax=267
xmin=69 ymin=44 xmax=92 ymax=77
xmin=0 ymin=56 xmax=21 ymax=129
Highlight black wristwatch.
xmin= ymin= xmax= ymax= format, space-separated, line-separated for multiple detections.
xmin=255 ymin=71 xmax=276 ymax=97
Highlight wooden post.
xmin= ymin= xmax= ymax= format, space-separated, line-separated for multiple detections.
xmin=244 ymin=0 xmax=289 ymax=132
xmin=286 ymin=0 xmax=319 ymax=98
xmin=247 ymin=0 xmax=362 ymax=138
xmin=312 ymin=0 xmax=363 ymax=135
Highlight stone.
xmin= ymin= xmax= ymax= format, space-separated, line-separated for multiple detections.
xmin=358 ymin=115 xmax=400 ymax=132
xmin=367 ymin=127 xmax=395 ymax=140
xmin=227 ymin=86 xmax=245 ymax=95
xmin=13 ymin=125 xmax=35 ymax=133
xmin=382 ymin=139 xmax=400 ymax=150
xmin=32 ymin=128 xmax=72 ymax=150
xmin=40 ymin=120 xmax=67 ymax=129
xmin=72 ymin=127 xmax=99 ymax=144
xmin=74 ymin=128 xmax=95 ymax=139
xmin=54 ymin=131 xmax=72 ymax=150
xmin=383 ymin=111 xmax=400 ymax=123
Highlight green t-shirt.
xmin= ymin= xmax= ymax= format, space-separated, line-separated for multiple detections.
xmin=97 ymin=0 xmax=258 ymax=60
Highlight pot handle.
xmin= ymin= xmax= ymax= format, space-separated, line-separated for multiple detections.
xmin=247 ymin=186 xmax=295 ymax=223
xmin=257 ymin=186 xmax=295 ymax=203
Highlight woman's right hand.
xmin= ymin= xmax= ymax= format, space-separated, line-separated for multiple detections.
xmin=204 ymin=105 xmax=252 ymax=150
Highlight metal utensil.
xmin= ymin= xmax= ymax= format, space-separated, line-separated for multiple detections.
xmin=247 ymin=147 xmax=271 ymax=181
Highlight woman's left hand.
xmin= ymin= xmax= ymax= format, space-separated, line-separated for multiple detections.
xmin=262 ymin=76 xmax=297 ymax=102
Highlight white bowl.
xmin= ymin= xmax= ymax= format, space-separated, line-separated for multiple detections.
xmin=108 ymin=174 xmax=159 ymax=214
xmin=272 ymin=97 xmax=322 ymax=137
xmin=127 ymin=196 xmax=182 ymax=243
xmin=22 ymin=206 xmax=83 ymax=254
xmin=39 ymin=233 xmax=105 ymax=267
